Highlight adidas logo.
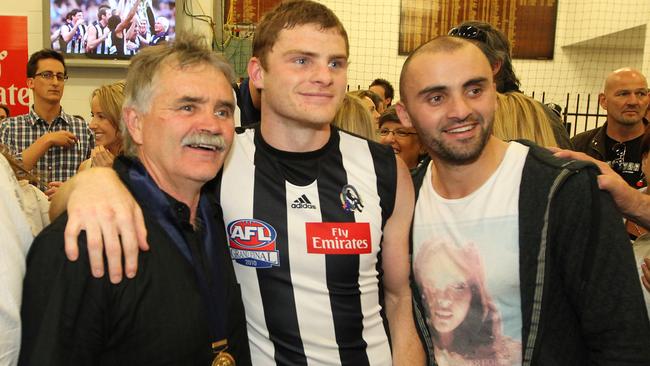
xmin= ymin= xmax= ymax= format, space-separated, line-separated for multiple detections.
xmin=291 ymin=194 xmax=317 ymax=209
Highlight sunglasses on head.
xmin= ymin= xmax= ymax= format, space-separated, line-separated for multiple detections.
xmin=448 ymin=25 xmax=488 ymax=43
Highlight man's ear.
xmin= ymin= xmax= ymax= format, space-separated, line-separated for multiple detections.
xmin=395 ymin=101 xmax=414 ymax=128
xmin=26 ymin=77 xmax=34 ymax=90
xmin=123 ymin=107 xmax=144 ymax=145
xmin=598 ymin=93 xmax=608 ymax=110
xmin=492 ymin=59 xmax=503 ymax=75
xmin=248 ymin=57 xmax=265 ymax=90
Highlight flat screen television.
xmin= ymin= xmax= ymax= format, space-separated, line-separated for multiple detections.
xmin=43 ymin=0 xmax=178 ymax=68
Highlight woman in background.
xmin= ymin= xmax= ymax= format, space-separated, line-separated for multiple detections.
xmin=348 ymin=89 xmax=383 ymax=123
xmin=78 ymin=81 xmax=125 ymax=172
xmin=494 ymin=92 xmax=561 ymax=147
xmin=377 ymin=107 xmax=426 ymax=171
xmin=333 ymin=94 xmax=377 ymax=141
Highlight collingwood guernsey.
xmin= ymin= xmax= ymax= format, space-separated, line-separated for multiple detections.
xmin=218 ymin=126 xmax=397 ymax=365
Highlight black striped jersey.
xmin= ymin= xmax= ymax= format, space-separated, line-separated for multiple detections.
xmin=218 ymin=126 xmax=397 ymax=365
xmin=60 ymin=23 xmax=86 ymax=54
xmin=91 ymin=22 xmax=112 ymax=55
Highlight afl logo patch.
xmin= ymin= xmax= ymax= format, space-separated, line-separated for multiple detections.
xmin=340 ymin=184 xmax=364 ymax=213
xmin=228 ymin=219 xmax=280 ymax=268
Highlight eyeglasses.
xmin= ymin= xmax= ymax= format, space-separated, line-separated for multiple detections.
xmin=448 ymin=25 xmax=488 ymax=43
xmin=33 ymin=71 xmax=68 ymax=82
xmin=611 ymin=142 xmax=626 ymax=173
xmin=378 ymin=128 xmax=418 ymax=138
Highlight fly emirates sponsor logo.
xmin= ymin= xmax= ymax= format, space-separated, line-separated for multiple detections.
xmin=305 ymin=222 xmax=372 ymax=255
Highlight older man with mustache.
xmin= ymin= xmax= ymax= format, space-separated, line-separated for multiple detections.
xmin=18 ymin=35 xmax=251 ymax=365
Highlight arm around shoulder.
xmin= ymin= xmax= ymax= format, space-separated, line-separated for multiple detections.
xmin=49 ymin=167 xmax=148 ymax=284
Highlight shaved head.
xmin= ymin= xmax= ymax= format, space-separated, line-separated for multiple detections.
xmin=396 ymin=35 xmax=497 ymax=166
xmin=400 ymin=36 xmax=490 ymax=101
xmin=604 ymin=68 xmax=647 ymax=92
xmin=599 ymin=67 xmax=649 ymax=127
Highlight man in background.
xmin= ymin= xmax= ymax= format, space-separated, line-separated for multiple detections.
xmin=369 ymin=78 xmax=395 ymax=111
xmin=571 ymin=68 xmax=649 ymax=187
xmin=0 ymin=49 xmax=93 ymax=196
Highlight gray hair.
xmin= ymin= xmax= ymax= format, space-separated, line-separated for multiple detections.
xmin=121 ymin=33 xmax=235 ymax=157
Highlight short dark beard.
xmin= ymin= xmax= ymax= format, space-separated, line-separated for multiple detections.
xmin=421 ymin=119 xmax=493 ymax=166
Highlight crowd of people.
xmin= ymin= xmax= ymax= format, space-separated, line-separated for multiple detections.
xmin=50 ymin=0 xmax=173 ymax=56
xmin=1 ymin=0 xmax=650 ymax=365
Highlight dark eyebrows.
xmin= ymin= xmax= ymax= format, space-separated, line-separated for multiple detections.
xmin=463 ymin=77 xmax=489 ymax=88
xmin=416 ymin=76 xmax=490 ymax=99
xmin=417 ymin=85 xmax=447 ymax=98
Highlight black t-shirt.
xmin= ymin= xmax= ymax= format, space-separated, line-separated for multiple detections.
xmin=604 ymin=134 xmax=646 ymax=188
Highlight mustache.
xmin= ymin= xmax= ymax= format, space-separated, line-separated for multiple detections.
xmin=181 ymin=132 xmax=227 ymax=152
xmin=441 ymin=114 xmax=483 ymax=128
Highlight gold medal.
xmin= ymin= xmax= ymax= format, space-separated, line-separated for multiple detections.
xmin=212 ymin=339 xmax=235 ymax=366
xmin=211 ymin=351 xmax=235 ymax=366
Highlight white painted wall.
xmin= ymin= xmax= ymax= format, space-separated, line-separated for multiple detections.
xmin=3 ymin=0 xmax=649 ymax=133
xmin=324 ymin=0 xmax=649 ymax=99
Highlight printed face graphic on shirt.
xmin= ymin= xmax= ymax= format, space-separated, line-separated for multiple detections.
xmin=413 ymin=233 xmax=522 ymax=364
xmin=417 ymin=250 xmax=472 ymax=334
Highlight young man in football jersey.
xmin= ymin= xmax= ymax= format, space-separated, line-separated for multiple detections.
xmin=50 ymin=1 xmax=424 ymax=364
xmin=396 ymin=35 xmax=650 ymax=365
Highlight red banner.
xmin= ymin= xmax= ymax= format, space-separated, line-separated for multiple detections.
xmin=0 ymin=16 xmax=29 ymax=116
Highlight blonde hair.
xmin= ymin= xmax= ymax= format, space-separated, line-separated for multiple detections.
xmin=333 ymin=94 xmax=377 ymax=140
xmin=91 ymin=81 xmax=125 ymax=153
xmin=494 ymin=92 xmax=559 ymax=147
